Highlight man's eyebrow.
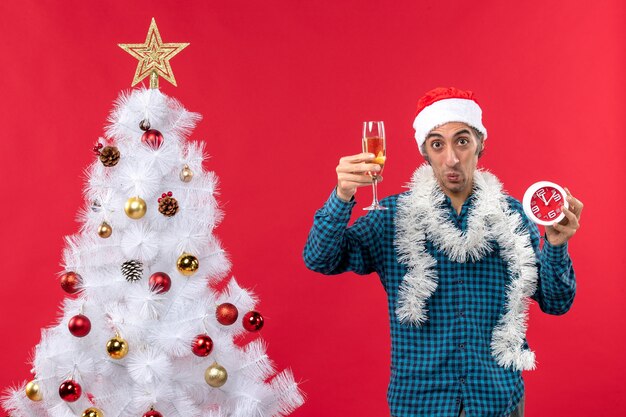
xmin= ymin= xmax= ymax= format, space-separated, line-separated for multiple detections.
xmin=426 ymin=129 xmax=471 ymax=140
xmin=426 ymin=133 xmax=443 ymax=140
xmin=454 ymin=129 xmax=472 ymax=137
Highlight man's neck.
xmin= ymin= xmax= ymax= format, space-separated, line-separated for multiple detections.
xmin=445 ymin=184 xmax=474 ymax=215
xmin=448 ymin=194 xmax=468 ymax=215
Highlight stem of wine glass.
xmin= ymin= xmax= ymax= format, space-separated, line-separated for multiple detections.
xmin=371 ymin=178 xmax=379 ymax=207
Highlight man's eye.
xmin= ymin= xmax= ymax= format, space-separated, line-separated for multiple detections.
xmin=432 ymin=142 xmax=442 ymax=149
xmin=458 ymin=138 xmax=469 ymax=145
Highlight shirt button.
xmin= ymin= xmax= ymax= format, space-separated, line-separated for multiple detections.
xmin=459 ymin=377 xmax=466 ymax=384
xmin=457 ymin=279 xmax=464 ymax=284
xmin=458 ymin=311 xmax=465 ymax=317
xmin=459 ymin=343 xmax=465 ymax=349
xmin=456 ymin=398 xmax=461 ymax=405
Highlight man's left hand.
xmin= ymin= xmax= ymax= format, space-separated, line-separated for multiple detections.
xmin=545 ymin=188 xmax=584 ymax=246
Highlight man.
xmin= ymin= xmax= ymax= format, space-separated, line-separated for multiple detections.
xmin=303 ymin=87 xmax=583 ymax=417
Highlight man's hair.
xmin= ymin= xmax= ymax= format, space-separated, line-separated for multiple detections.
xmin=420 ymin=126 xmax=485 ymax=162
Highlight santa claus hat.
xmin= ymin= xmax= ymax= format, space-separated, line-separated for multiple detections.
xmin=413 ymin=87 xmax=487 ymax=154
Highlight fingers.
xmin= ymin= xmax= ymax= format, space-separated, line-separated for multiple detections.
xmin=336 ymin=153 xmax=383 ymax=201
xmin=551 ymin=221 xmax=575 ymax=236
xmin=559 ymin=205 xmax=579 ymax=229
xmin=340 ymin=152 xmax=376 ymax=164
xmin=564 ymin=187 xmax=584 ymax=218
xmin=337 ymin=161 xmax=382 ymax=175
xmin=337 ymin=153 xmax=381 ymax=174
xmin=551 ymin=205 xmax=579 ymax=240
xmin=338 ymin=173 xmax=375 ymax=185
xmin=337 ymin=162 xmax=380 ymax=174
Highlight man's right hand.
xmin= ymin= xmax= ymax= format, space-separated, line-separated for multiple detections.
xmin=335 ymin=152 xmax=381 ymax=202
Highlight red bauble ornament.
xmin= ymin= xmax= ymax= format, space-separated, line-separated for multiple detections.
xmin=192 ymin=334 xmax=214 ymax=357
xmin=68 ymin=314 xmax=91 ymax=337
xmin=149 ymin=272 xmax=171 ymax=294
xmin=60 ymin=272 xmax=82 ymax=294
xmin=143 ymin=410 xmax=163 ymax=417
xmin=59 ymin=379 xmax=82 ymax=402
xmin=242 ymin=311 xmax=264 ymax=332
xmin=141 ymin=129 xmax=164 ymax=149
xmin=216 ymin=303 xmax=238 ymax=326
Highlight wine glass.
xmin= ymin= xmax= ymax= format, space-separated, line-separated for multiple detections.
xmin=362 ymin=121 xmax=387 ymax=210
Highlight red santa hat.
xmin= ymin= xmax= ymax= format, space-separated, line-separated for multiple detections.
xmin=413 ymin=87 xmax=488 ymax=155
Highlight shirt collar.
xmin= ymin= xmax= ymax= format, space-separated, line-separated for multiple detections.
xmin=442 ymin=191 xmax=476 ymax=223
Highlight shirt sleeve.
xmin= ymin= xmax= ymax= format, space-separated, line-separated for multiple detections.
xmin=516 ymin=201 xmax=577 ymax=315
xmin=303 ymin=189 xmax=384 ymax=275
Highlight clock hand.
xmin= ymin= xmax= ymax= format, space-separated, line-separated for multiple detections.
xmin=538 ymin=194 xmax=548 ymax=205
xmin=544 ymin=194 xmax=554 ymax=205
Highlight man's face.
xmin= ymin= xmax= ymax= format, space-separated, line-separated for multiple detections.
xmin=423 ymin=122 xmax=482 ymax=197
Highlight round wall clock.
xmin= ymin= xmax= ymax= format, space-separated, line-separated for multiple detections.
xmin=523 ymin=181 xmax=569 ymax=226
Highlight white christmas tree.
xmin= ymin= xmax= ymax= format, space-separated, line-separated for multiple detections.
xmin=2 ymin=19 xmax=303 ymax=417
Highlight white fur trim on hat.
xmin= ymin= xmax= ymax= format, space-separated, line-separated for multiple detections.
xmin=412 ymin=98 xmax=488 ymax=154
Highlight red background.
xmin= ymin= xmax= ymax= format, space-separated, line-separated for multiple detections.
xmin=1 ymin=1 xmax=624 ymax=416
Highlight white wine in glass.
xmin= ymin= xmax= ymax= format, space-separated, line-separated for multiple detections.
xmin=362 ymin=121 xmax=387 ymax=210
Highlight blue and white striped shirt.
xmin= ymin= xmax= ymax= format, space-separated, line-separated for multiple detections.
xmin=303 ymin=189 xmax=575 ymax=417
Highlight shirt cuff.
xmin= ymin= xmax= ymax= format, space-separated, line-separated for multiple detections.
xmin=542 ymin=238 xmax=569 ymax=264
xmin=324 ymin=188 xmax=356 ymax=222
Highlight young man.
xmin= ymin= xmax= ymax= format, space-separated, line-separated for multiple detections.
xmin=303 ymin=87 xmax=583 ymax=417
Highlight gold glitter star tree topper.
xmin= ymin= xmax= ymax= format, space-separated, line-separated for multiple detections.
xmin=119 ymin=18 xmax=189 ymax=89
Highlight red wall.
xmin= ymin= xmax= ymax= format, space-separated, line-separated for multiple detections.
xmin=1 ymin=1 xmax=624 ymax=416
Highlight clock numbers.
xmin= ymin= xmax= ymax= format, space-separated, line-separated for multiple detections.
xmin=530 ymin=187 xmax=565 ymax=220
xmin=523 ymin=181 xmax=567 ymax=226
xmin=535 ymin=188 xmax=546 ymax=198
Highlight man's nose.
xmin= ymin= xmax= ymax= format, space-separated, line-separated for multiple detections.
xmin=444 ymin=147 xmax=459 ymax=166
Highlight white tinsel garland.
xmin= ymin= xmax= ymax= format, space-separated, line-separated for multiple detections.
xmin=395 ymin=164 xmax=538 ymax=371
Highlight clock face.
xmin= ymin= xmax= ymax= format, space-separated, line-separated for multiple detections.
xmin=522 ymin=181 xmax=569 ymax=226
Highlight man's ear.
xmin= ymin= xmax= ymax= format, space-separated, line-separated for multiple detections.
xmin=476 ymin=138 xmax=485 ymax=158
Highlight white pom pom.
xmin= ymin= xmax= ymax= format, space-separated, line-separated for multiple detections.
xmin=148 ymin=318 xmax=197 ymax=358
xmin=127 ymin=347 xmax=173 ymax=385
xmin=117 ymin=159 xmax=162 ymax=199
xmin=134 ymin=136 xmax=182 ymax=176
xmin=121 ymin=222 xmax=161 ymax=264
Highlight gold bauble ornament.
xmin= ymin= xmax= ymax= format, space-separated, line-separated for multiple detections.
xmin=176 ymin=253 xmax=199 ymax=276
xmin=97 ymin=221 xmax=113 ymax=238
xmin=106 ymin=335 xmax=129 ymax=359
xmin=82 ymin=407 xmax=104 ymax=417
xmin=25 ymin=380 xmax=43 ymax=401
xmin=124 ymin=196 xmax=147 ymax=219
xmin=180 ymin=165 xmax=194 ymax=182
xmin=204 ymin=362 xmax=228 ymax=387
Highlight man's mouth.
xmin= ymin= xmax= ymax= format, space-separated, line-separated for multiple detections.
xmin=446 ymin=172 xmax=461 ymax=182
